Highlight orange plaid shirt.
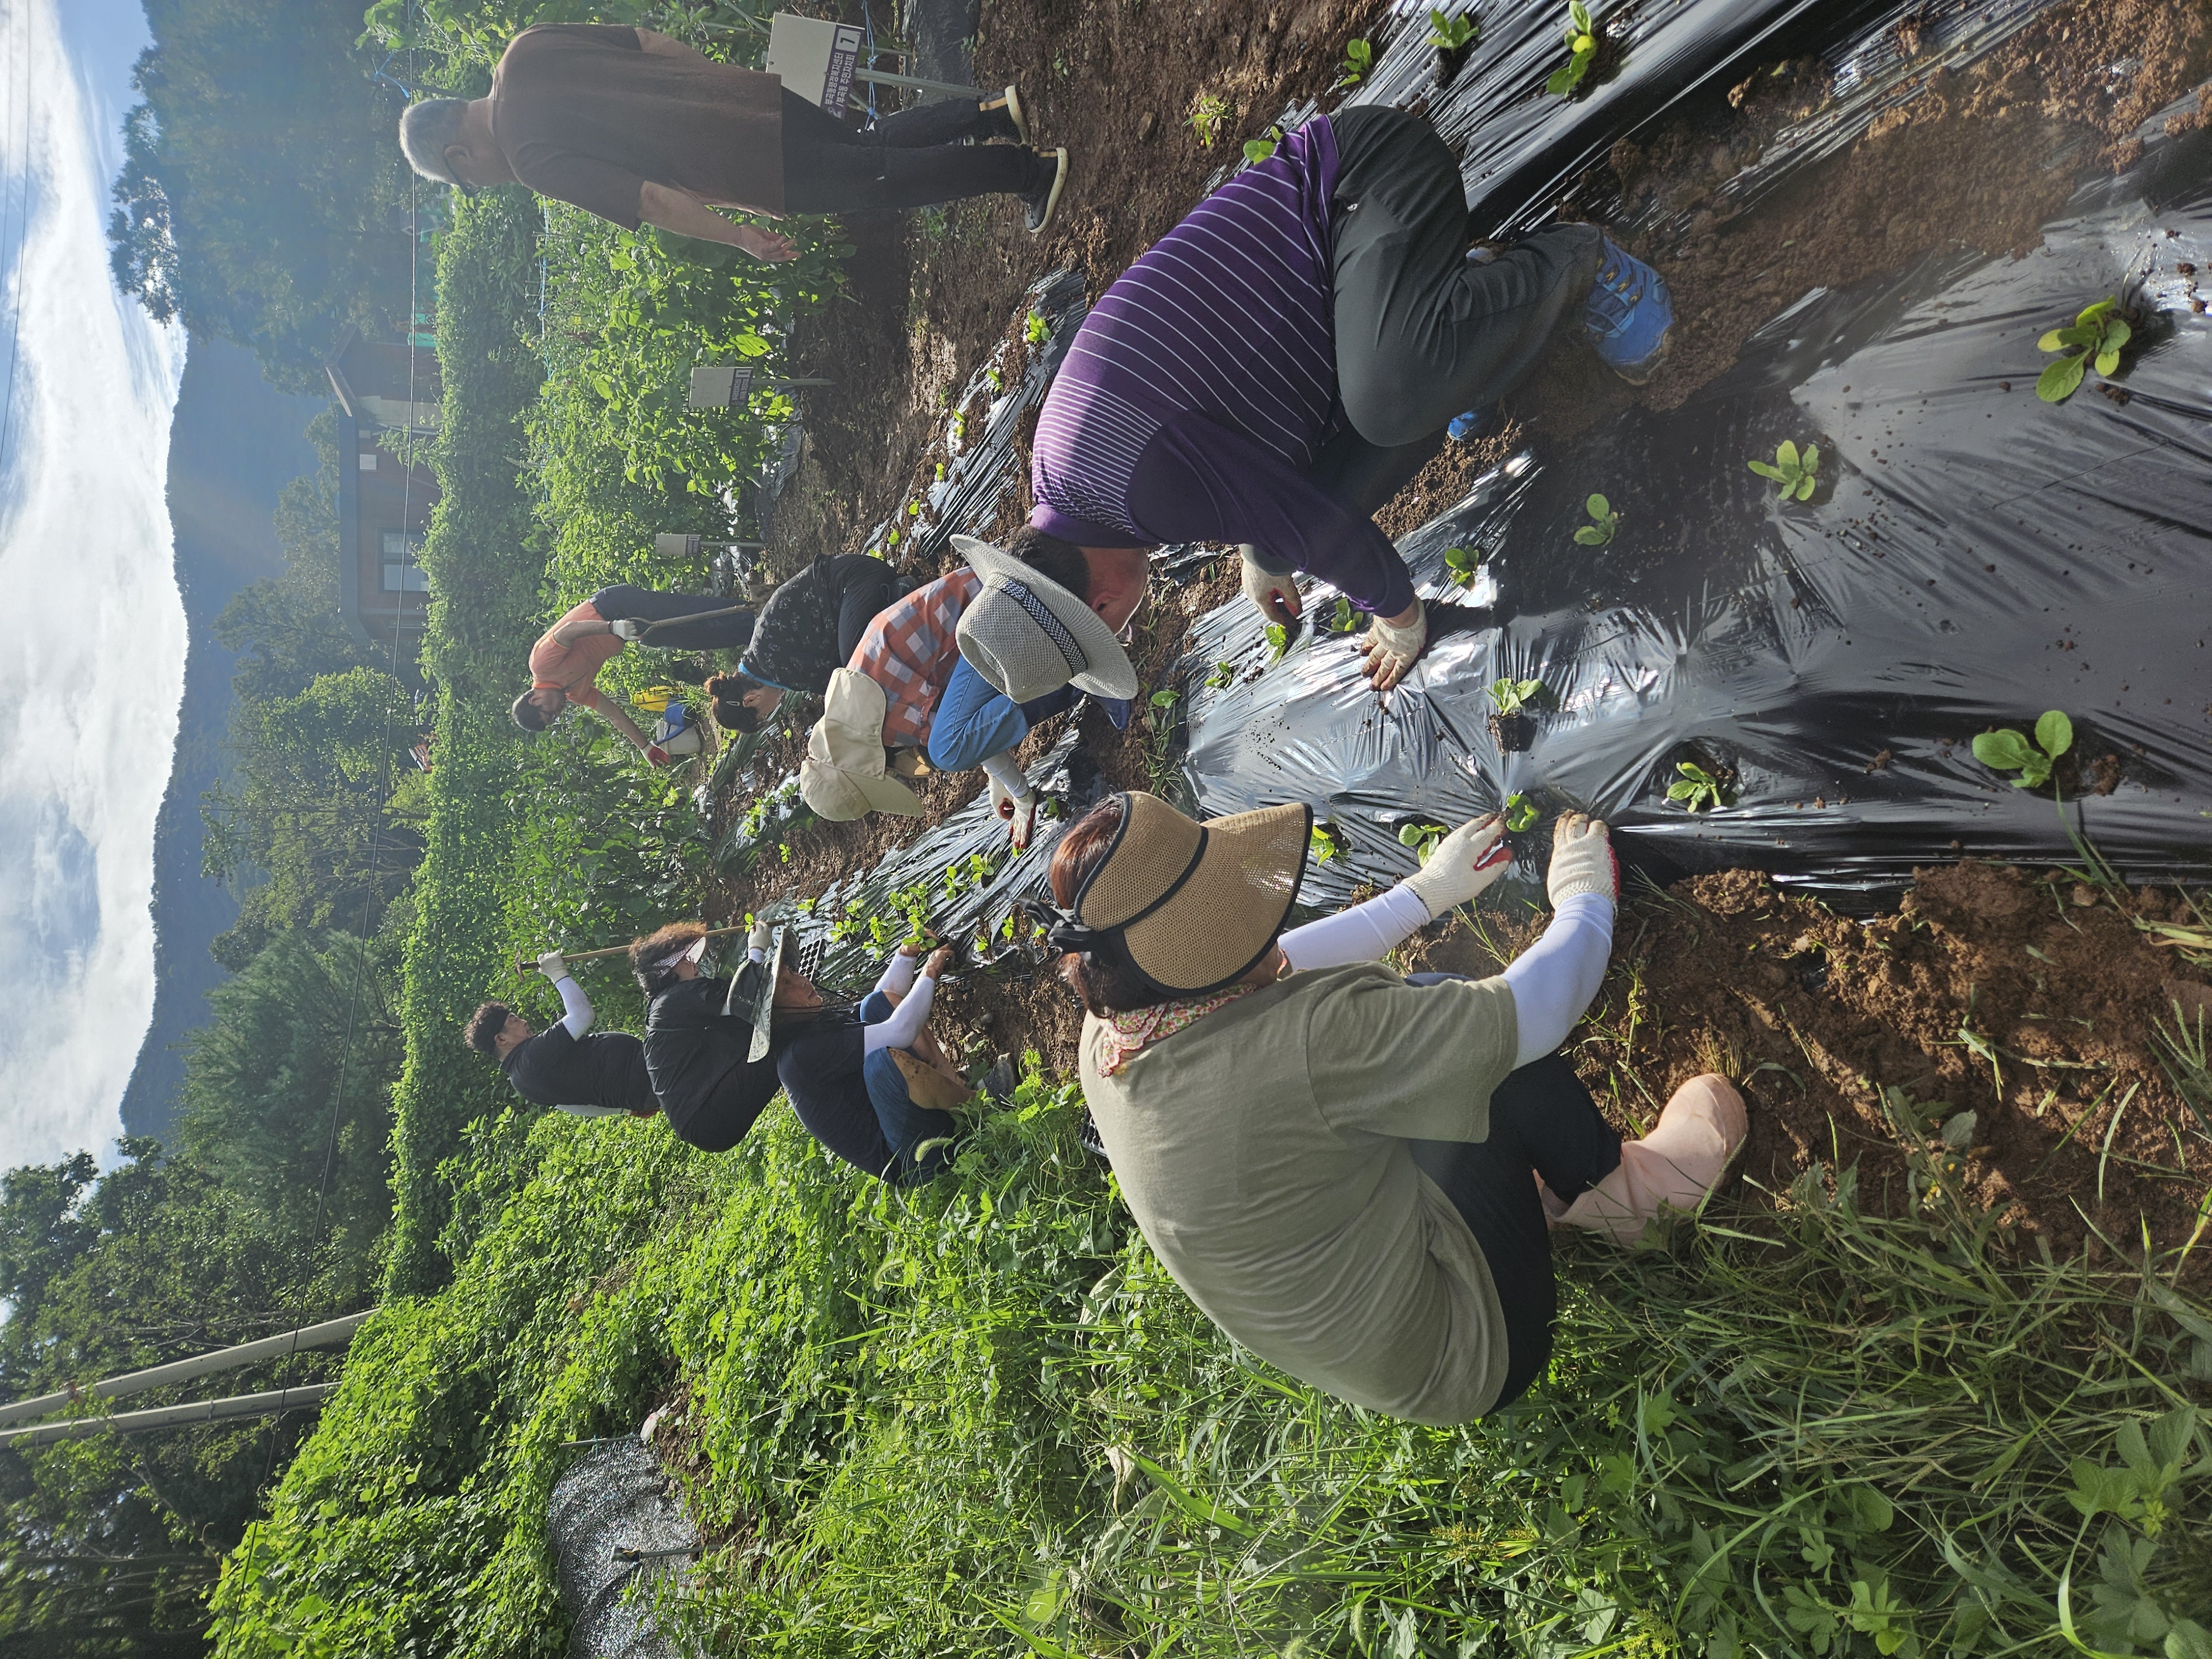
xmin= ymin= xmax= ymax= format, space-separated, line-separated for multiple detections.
xmin=846 ymin=569 xmax=980 ymax=748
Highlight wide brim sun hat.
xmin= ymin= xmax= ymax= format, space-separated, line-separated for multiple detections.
xmin=953 ymin=534 xmax=1140 ymax=702
xmin=798 ymin=669 xmax=926 ymax=820
xmin=1058 ymin=791 xmax=1310 ymax=998
xmin=723 ymin=924 xmax=785 ymax=1061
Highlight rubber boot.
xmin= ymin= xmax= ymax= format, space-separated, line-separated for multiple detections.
xmin=1552 ymin=1074 xmax=1746 ymax=1242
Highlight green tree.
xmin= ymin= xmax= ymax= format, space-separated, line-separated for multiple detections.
xmin=108 ymin=0 xmax=419 ymax=391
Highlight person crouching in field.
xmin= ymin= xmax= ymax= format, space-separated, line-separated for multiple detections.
xmin=629 ymin=921 xmax=969 ymax=1182
xmin=702 ymin=551 xmax=913 ymax=735
xmin=797 ymin=539 xmax=1136 ymax=849
xmin=1041 ymin=793 xmax=1746 ymax=1423
xmin=512 ymin=583 xmax=755 ymax=763
xmin=397 ymin=24 xmax=1068 ymax=250
xmin=464 ymin=948 xmax=660 ymax=1119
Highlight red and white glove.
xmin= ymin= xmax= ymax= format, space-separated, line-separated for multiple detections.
xmin=992 ymin=774 xmax=1040 ymax=850
xmin=644 ymin=743 xmax=671 ymax=766
xmin=1402 ymin=813 xmax=1513 ymax=919
xmin=1240 ymin=546 xmax=1302 ymax=626
xmin=1546 ymin=812 xmax=1618 ymax=904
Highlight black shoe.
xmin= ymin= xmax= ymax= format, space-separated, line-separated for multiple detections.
xmin=979 ymin=85 xmax=1030 ymax=144
xmin=1076 ymin=1108 xmax=1110 ymax=1163
xmin=980 ymin=1055 xmax=1018 ymax=1104
xmin=1024 ymin=148 xmax=1068 ymax=235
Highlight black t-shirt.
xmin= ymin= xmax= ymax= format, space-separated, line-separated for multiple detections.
xmin=774 ymin=1009 xmax=906 ymax=1181
xmin=642 ymin=978 xmax=783 ymax=1152
xmin=739 ymin=554 xmax=905 ymax=695
xmin=502 ymin=1024 xmax=659 ymax=1118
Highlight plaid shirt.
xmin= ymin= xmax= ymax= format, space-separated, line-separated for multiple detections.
xmin=846 ymin=569 xmax=980 ymax=748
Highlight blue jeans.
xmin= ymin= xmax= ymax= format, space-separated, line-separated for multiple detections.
xmin=925 ymin=655 xmax=1078 ymax=773
xmin=858 ymin=991 xmax=961 ymax=1181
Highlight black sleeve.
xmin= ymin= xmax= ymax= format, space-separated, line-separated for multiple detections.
xmin=833 ymin=558 xmax=905 ymax=664
xmin=500 ymin=1026 xmax=575 ymax=1107
xmin=672 ymin=1058 xmax=782 ymax=1152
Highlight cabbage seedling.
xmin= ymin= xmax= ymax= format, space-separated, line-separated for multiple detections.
xmin=1399 ymin=821 xmax=1449 ymax=864
xmin=1488 ymin=677 xmax=1543 ymax=717
xmin=1024 ymin=310 xmax=1049 ymax=346
xmin=1443 ymin=545 xmax=1480 ymax=588
xmin=2037 ymin=298 xmax=2129 ymax=403
xmin=1547 ymin=1 xmax=1599 ymax=95
xmin=1265 ymin=622 xmax=1290 ymax=663
xmin=1749 ymin=439 xmax=1819 ymax=501
xmin=1188 ymin=92 xmax=1231 ymax=147
xmin=1204 ymin=660 xmax=1235 ymax=690
xmin=1973 ymin=709 xmax=2073 ymax=789
xmin=1504 ymin=793 xmax=1540 ymax=832
xmin=1310 ymin=821 xmax=1344 ymax=863
xmin=1243 ymin=127 xmax=1283 ymax=165
xmin=1668 ymin=760 xmax=1728 ymax=812
xmin=1574 ymin=493 xmax=1618 ymax=545
xmin=1328 ymin=595 xmax=1357 ymax=633
xmin=1337 ymin=38 xmax=1374 ymax=88
xmin=1427 ymin=8 xmax=1478 ymax=49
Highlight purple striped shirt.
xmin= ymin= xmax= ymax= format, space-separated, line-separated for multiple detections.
xmin=1029 ymin=117 xmax=1415 ymax=618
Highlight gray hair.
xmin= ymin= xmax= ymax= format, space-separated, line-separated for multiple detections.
xmin=398 ymin=98 xmax=472 ymax=185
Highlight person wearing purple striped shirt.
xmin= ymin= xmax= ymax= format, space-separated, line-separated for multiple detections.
xmin=956 ymin=106 xmax=1673 ymax=697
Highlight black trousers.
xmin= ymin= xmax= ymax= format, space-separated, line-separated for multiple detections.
xmin=1326 ymin=106 xmax=1603 ymax=473
xmin=589 ymin=584 xmax=755 ymax=651
xmin=835 ymin=565 xmax=905 ymax=662
xmin=1401 ymin=975 xmax=1623 ymax=1411
xmin=779 ymin=88 xmax=1037 ymax=215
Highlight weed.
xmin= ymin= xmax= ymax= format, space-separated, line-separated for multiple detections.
xmin=1310 ymin=821 xmax=1345 ymax=864
xmin=1749 ymin=439 xmax=1820 ymax=501
xmin=1203 ymin=660 xmax=1235 ymax=691
xmin=1242 ymin=127 xmax=1282 ymax=165
xmin=1398 ymin=820 xmax=1448 ymax=864
xmin=1574 ymin=492 xmax=1619 ymax=545
xmin=1335 ymin=38 xmax=1373 ymax=88
xmin=1264 ymin=622 xmax=1290 ymax=663
xmin=1426 ymin=7 xmax=1479 ymax=50
xmin=1443 ymin=545 xmax=1480 ymax=589
xmin=1668 ymin=759 xmax=1730 ymax=812
xmin=1140 ymin=688 xmax=1182 ymax=792
xmin=985 ymin=367 xmax=1002 ymax=393
xmin=1504 ymin=793 xmax=1540 ymax=832
xmin=1487 ymin=677 xmax=1543 ymax=717
xmin=2038 ymin=296 xmax=2130 ymax=403
xmin=1188 ymin=92 xmax=1231 ymax=148
xmin=1974 ymin=709 xmax=2073 ymax=790
xmin=1547 ymin=0 xmax=1600 ymax=95
xmin=1024 ymin=310 xmax=1048 ymax=347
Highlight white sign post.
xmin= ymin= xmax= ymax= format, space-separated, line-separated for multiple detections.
xmin=764 ymin=11 xmax=982 ymax=107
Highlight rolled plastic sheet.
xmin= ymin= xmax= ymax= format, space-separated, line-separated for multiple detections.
xmin=547 ymin=1437 xmax=697 ymax=1659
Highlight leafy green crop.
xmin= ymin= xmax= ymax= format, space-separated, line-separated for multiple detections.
xmin=1547 ymin=0 xmax=1600 ymax=95
xmin=1310 ymin=821 xmax=1344 ymax=864
xmin=1488 ymin=677 xmax=1543 ymax=717
xmin=1264 ymin=622 xmax=1290 ymax=663
xmin=1974 ymin=709 xmax=2073 ymax=789
xmin=1025 ymin=309 xmax=1049 ymax=347
xmin=1575 ymin=492 xmax=1619 ymax=545
xmin=1443 ymin=545 xmax=1481 ymax=588
xmin=1188 ymin=92 xmax=1231 ymax=148
xmin=1204 ymin=660 xmax=1235 ymax=690
xmin=1427 ymin=7 xmax=1479 ymax=50
xmin=2038 ymin=296 xmax=2130 ymax=402
xmin=1749 ymin=439 xmax=1820 ymax=501
xmin=1327 ymin=595 xmax=1358 ymax=633
xmin=1398 ymin=820 xmax=1448 ymax=864
xmin=1504 ymin=793 xmax=1540 ymax=832
xmin=1337 ymin=38 xmax=1374 ymax=87
xmin=1243 ymin=127 xmax=1283 ymax=165
xmin=1668 ymin=759 xmax=1729 ymax=812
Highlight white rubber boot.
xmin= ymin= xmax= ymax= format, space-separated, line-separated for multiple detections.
xmin=1552 ymin=1074 xmax=1747 ymax=1243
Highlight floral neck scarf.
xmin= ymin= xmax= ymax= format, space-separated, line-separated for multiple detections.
xmin=1097 ymin=982 xmax=1260 ymax=1077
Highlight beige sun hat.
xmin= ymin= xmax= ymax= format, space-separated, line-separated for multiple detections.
xmin=1053 ymin=791 xmax=1311 ymax=998
xmin=799 ymin=669 xmax=926 ymax=821
xmin=953 ymin=534 xmax=1139 ymax=702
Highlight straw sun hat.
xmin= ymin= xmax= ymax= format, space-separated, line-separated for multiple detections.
xmin=953 ymin=535 xmax=1139 ymax=702
xmin=1044 ymin=792 xmax=1311 ymax=999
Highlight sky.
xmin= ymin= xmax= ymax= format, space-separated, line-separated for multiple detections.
xmin=0 ymin=0 xmax=189 ymax=1172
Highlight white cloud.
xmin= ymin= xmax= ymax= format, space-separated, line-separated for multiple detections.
xmin=0 ymin=0 xmax=187 ymax=1170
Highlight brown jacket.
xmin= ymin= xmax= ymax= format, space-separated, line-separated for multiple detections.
xmin=489 ymin=23 xmax=785 ymax=228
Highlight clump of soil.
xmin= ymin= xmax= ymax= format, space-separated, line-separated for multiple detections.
xmin=1410 ymin=861 xmax=2212 ymax=1268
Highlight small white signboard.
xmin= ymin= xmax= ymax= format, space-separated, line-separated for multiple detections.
xmin=764 ymin=13 xmax=864 ymax=111
xmin=688 ymin=365 xmax=755 ymax=408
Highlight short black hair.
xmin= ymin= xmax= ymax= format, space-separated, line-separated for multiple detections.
xmin=705 ymin=671 xmax=765 ymax=734
xmin=465 ymin=1002 xmax=515 ymax=1057
xmin=512 ymin=690 xmax=552 ymax=732
xmin=1006 ymin=524 xmax=1090 ymax=602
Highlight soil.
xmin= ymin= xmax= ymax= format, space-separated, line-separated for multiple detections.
xmin=696 ymin=0 xmax=2212 ymax=1263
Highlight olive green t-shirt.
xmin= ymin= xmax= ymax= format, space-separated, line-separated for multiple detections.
xmin=1079 ymin=963 xmax=1520 ymax=1425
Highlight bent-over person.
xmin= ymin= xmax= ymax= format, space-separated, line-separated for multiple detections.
xmin=513 ymin=583 xmax=755 ymax=761
xmin=1042 ymin=793 xmax=1746 ymax=1423
xmin=465 ymin=949 xmax=659 ymax=1118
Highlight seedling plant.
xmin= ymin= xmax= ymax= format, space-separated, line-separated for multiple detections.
xmin=1547 ymin=1 xmax=1600 ymax=96
xmin=1264 ymin=622 xmax=1291 ymax=664
xmin=1488 ymin=678 xmax=1543 ymax=718
xmin=1974 ymin=709 xmax=2073 ymax=790
xmin=1669 ymin=760 xmax=1730 ymax=812
xmin=1188 ymin=92 xmax=1231 ymax=148
xmin=1749 ymin=439 xmax=1820 ymax=500
xmin=2037 ymin=296 xmax=2130 ymax=402
xmin=1503 ymin=793 xmax=1540 ymax=832
xmin=1335 ymin=38 xmax=1373 ymax=88
xmin=1426 ymin=7 xmax=1478 ymax=50
xmin=1443 ymin=545 xmax=1480 ymax=589
xmin=1398 ymin=820 xmax=1449 ymax=865
xmin=1310 ymin=821 xmax=1345 ymax=864
xmin=1243 ymin=128 xmax=1282 ymax=166
xmin=1024 ymin=310 xmax=1049 ymax=347
xmin=1575 ymin=493 xmax=1618 ymax=545
xmin=1327 ymin=596 xmax=1357 ymax=633
xmin=1203 ymin=660 xmax=1235 ymax=691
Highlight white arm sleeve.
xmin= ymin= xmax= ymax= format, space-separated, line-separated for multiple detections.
xmin=979 ymin=749 xmax=1030 ymax=797
xmin=1500 ymin=892 xmax=1615 ymax=1067
xmin=555 ymin=976 xmax=594 ymax=1040
xmin=861 ymin=971 xmax=938 ymax=1055
xmin=1279 ymin=884 xmax=1432 ymax=972
xmin=873 ymin=950 xmax=919 ymax=1000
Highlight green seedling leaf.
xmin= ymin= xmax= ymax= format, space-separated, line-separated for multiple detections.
xmin=2037 ymin=295 xmax=2127 ymax=401
xmin=1973 ymin=729 xmax=2034 ymax=771
xmin=1488 ymin=677 xmax=1544 ymax=716
xmin=1243 ymin=129 xmax=1281 ymax=165
xmin=1264 ymin=622 xmax=1289 ymax=662
xmin=1310 ymin=822 xmax=1343 ymax=863
xmin=1569 ymin=0 xmax=1593 ymax=34
xmin=2039 ymin=353 xmax=2089 ymax=402
xmin=1331 ymin=595 xmax=1355 ymax=632
xmin=2168 ymin=1619 xmax=2212 ymax=1659
xmin=1747 ymin=460 xmax=1785 ymax=481
xmin=1149 ymin=689 xmax=1177 ymax=708
xmin=2036 ymin=709 xmax=2074 ymax=759
xmin=1025 ymin=310 xmax=1049 ymax=346
xmin=1587 ymin=493 xmax=1610 ymax=517
xmin=1427 ymin=8 xmax=1478 ymax=49
xmin=1504 ymin=794 xmax=1540 ymax=832
xmin=1939 ymin=1110 xmax=1979 ymax=1150
xmin=1204 ymin=660 xmax=1235 ymax=690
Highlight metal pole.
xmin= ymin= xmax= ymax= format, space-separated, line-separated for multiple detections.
xmin=0 ymin=1312 xmax=374 ymax=1429
xmin=0 ymin=1385 xmax=339 ymax=1451
xmin=853 ymin=66 xmax=984 ymax=98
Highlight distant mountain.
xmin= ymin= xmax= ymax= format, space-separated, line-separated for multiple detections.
xmin=118 ymin=336 xmax=322 ymax=1142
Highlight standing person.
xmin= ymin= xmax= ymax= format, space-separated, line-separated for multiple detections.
xmin=954 ymin=105 xmax=1674 ymax=699
xmin=512 ymin=582 xmax=755 ymax=759
xmin=463 ymin=949 xmax=659 ymax=1118
xmin=396 ymin=24 xmax=1070 ymax=246
xmin=704 ymin=551 xmax=911 ymax=734
xmin=1041 ymin=794 xmax=1745 ymax=1424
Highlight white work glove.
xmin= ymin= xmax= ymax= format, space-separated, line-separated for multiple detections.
xmin=747 ymin=916 xmax=774 ymax=956
xmin=535 ymin=948 xmax=570 ymax=982
xmin=1546 ymin=812 xmax=1618 ymax=905
xmin=992 ymin=773 xmax=1040 ymax=851
xmin=1240 ymin=546 xmax=1302 ymax=627
xmin=1360 ymin=599 xmax=1427 ymax=692
xmin=1400 ymin=814 xmax=1512 ymax=920
xmin=611 ymin=618 xmax=647 ymax=641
